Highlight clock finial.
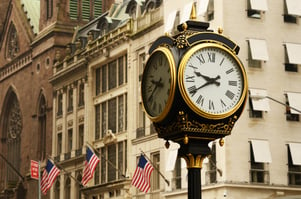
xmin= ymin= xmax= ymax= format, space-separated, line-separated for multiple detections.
xmin=190 ymin=3 xmax=197 ymax=20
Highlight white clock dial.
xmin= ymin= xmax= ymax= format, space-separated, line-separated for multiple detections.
xmin=178 ymin=43 xmax=247 ymax=119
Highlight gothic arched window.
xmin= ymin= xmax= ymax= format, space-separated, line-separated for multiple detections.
xmin=0 ymin=90 xmax=22 ymax=188
xmin=5 ymin=23 xmax=19 ymax=60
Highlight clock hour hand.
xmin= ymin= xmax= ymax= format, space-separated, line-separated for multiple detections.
xmin=194 ymin=71 xmax=212 ymax=82
xmin=148 ymin=77 xmax=163 ymax=102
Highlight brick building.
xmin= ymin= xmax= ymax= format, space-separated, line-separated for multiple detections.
xmin=0 ymin=0 xmax=108 ymax=198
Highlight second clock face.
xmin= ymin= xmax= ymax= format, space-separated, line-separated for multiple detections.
xmin=178 ymin=43 xmax=247 ymax=119
xmin=141 ymin=47 xmax=176 ymax=122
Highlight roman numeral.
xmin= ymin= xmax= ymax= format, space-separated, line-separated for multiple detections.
xmin=185 ymin=75 xmax=195 ymax=82
xmin=188 ymin=64 xmax=197 ymax=69
xmin=220 ymin=99 xmax=226 ymax=108
xmin=188 ymin=85 xmax=198 ymax=97
xmin=219 ymin=57 xmax=225 ymax=66
xmin=208 ymin=52 xmax=216 ymax=63
xmin=196 ymin=94 xmax=204 ymax=105
xmin=226 ymin=68 xmax=234 ymax=74
xmin=228 ymin=80 xmax=237 ymax=86
xmin=225 ymin=90 xmax=235 ymax=100
xmin=197 ymin=54 xmax=205 ymax=64
xmin=209 ymin=100 xmax=215 ymax=110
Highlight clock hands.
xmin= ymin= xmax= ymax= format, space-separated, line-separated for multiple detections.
xmin=189 ymin=71 xmax=221 ymax=96
xmin=148 ymin=77 xmax=163 ymax=102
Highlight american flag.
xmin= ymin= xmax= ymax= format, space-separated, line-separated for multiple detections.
xmin=81 ymin=146 xmax=100 ymax=185
xmin=41 ymin=159 xmax=60 ymax=195
xmin=131 ymin=155 xmax=154 ymax=193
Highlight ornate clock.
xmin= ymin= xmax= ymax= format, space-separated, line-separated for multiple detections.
xmin=178 ymin=43 xmax=247 ymax=120
xmin=141 ymin=46 xmax=176 ymax=122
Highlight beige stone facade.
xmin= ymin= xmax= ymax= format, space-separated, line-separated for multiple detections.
xmin=49 ymin=0 xmax=301 ymax=199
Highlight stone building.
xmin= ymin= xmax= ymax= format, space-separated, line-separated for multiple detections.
xmin=51 ymin=0 xmax=301 ymax=199
xmin=0 ymin=0 xmax=108 ymax=198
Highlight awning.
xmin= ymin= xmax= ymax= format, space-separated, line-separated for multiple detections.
xmin=248 ymin=39 xmax=269 ymax=61
xmin=288 ymin=143 xmax=301 ymax=165
xmin=197 ymin=0 xmax=209 ymax=15
xmin=285 ymin=0 xmax=301 ymax=16
xmin=251 ymin=140 xmax=272 ymax=163
xmin=249 ymin=89 xmax=270 ymax=111
xmin=181 ymin=1 xmax=193 ymax=23
xmin=250 ymin=0 xmax=268 ymax=11
xmin=286 ymin=92 xmax=301 ymax=114
xmin=285 ymin=43 xmax=301 ymax=65
xmin=165 ymin=148 xmax=178 ymax=171
xmin=164 ymin=10 xmax=177 ymax=33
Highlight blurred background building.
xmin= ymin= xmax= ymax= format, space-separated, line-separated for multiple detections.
xmin=1 ymin=0 xmax=301 ymax=199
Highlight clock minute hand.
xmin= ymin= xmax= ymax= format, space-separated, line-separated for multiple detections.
xmin=148 ymin=77 xmax=162 ymax=102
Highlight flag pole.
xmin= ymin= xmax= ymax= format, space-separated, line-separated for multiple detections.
xmin=86 ymin=142 xmax=127 ymax=178
xmin=48 ymin=156 xmax=83 ymax=186
xmin=139 ymin=149 xmax=170 ymax=186
xmin=38 ymin=161 xmax=41 ymax=199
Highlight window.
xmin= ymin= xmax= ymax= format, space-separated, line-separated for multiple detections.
xmin=68 ymin=88 xmax=73 ymax=112
xmin=138 ymin=53 xmax=146 ymax=81
xmin=248 ymin=39 xmax=269 ymax=68
xmin=108 ymin=144 xmax=116 ymax=182
xmin=173 ymin=157 xmax=182 ymax=189
xmin=78 ymin=81 xmax=85 ymax=107
xmin=151 ymin=152 xmax=160 ymax=191
xmin=54 ymin=178 xmax=60 ymax=199
xmin=283 ymin=0 xmax=301 ymax=23
xmin=97 ymin=141 xmax=127 ymax=184
xmin=287 ymin=143 xmax=301 ymax=185
xmin=65 ymin=176 xmax=71 ymax=199
xmin=67 ymin=128 xmax=73 ymax=152
xmin=69 ymin=0 xmax=78 ymax=19
xmin=94 ymin=0 xmax=102 ymax=17
xmin=82 ymin=0 xmax=91 ymax=21
xmin=38 ymin=94 xmax=47 ymax=160
xmin=96 ymin=68 xmax=101 ymax=95
xmin=57 ymin=132 xmax=62 ymax=155
xmin=0 ymin=91 xmax=22 ymax=188
xmin=136 ymin=103 xmax=145 ymax=138
xmin=78 ymin=124 xmax=84 ymax=150
xmin=250 ymin=140 xmax=271 ymax=184
xmin=95 ymin=104 xmax=101 ymax=139
xmin=206 ymin=143 xmax=217 ymax=184
xmin=284 ymin=43 xmax=301 ymax=72
xmin=247 ymin=0 xmax=268 ymax=19
xmin=285 ymin=93 xmax=300 ymax=121
xmin=57 ymin=92 xmax=63 ymax=116
xmin=248 ymin=89 xmax=270 ymax=118
xmin=97 ymin=55 xmax=128 ymax=94
xmin=96 ymin=94 xmax=127 ymax=137
xmin=6 ymin=23 xmax=19 ymax=60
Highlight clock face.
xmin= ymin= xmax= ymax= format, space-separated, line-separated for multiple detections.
xmin=141 ymin=47 xmax=176 ymax=122
xmin=178 ymin=43 xmax=247 ymax=119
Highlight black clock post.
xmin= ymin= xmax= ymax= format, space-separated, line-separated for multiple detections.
xmin=141 ymin=18 xmax=247 ymax=199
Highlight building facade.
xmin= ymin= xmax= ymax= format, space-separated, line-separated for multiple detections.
xmin=2 ymin=0 xmax=301 ymax=199
xmin=51 ymin=0 xmax=301 ymax=199
xmin=0 ymin=0 xmax=109 ymax=198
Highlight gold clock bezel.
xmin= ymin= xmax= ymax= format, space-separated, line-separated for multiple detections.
xmin=178 ymin=42 xmax=248 ymax=120
xmin=141 ymin=46 xmax=177 ymax=122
